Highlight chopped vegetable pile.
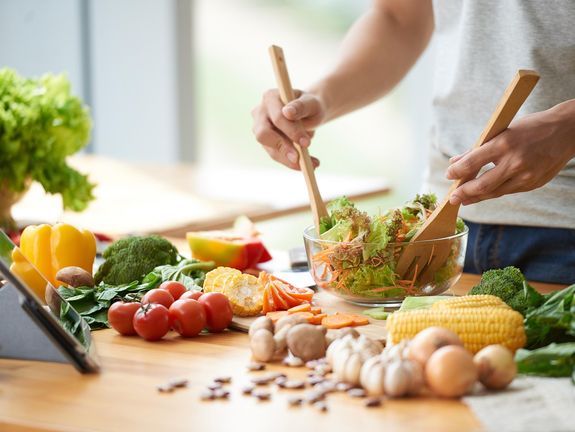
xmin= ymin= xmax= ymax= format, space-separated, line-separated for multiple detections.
xmin=311 ymin=194 xmax=466 ymax=299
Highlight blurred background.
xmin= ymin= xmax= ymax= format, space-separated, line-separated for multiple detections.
xmin=0 ymin=0 xmax=435 ymax=249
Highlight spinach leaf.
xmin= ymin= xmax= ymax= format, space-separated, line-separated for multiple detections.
xmin=515 ymin=343 xmax=575 ymax=380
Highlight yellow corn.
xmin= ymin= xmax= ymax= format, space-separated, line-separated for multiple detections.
xmin=386 ymin=307 xmax=526 ymax=353
xmin=432 ymin=295 xmax=509 ymax=310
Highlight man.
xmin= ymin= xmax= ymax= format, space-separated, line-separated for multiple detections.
xmin=251 ymin=0 xmax=575 ymax=284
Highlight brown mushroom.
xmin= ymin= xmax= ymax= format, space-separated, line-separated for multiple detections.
xmin=287 ymin=324 xmax=326 ymax=362
xmin=56 ymin=266 xmax=95 ymax=288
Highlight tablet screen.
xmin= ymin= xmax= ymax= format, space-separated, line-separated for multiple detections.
xmin=0 ymin=230 xmax=97 ymax=362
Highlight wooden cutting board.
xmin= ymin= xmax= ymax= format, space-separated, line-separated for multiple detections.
xmin=230 ymin=289 xmax=388 ymax=341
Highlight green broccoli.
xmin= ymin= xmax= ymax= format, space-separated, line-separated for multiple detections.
xmin=95 ymin=235 xmax=180 ymax=285
xmin=469 ymin=266 xmax=545 ymax=315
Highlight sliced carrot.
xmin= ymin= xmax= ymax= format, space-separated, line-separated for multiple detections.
xmin=266 ymin=310 xmax=288 ymax=323
xmin=290 ymin=311 xmax=314 ymax=321
xmin=275 ymin=282 xmax=304 ymax=308
xmin=288 ymin=303 xmax=312 ymax=314
xmin=321 ymin=314 xmax=354 ymax=329
xmin=270 ymin=283 xmax=290 ymax=310
xmin=310 ymin=306 xmax=322 ymax=315
xmin=307 ymin=313 xmax=327 ymax=325
xmin=262 ymin=286 xmax=274 ymax=314
xmin=332 ymin=313 xmax=370 ymax=327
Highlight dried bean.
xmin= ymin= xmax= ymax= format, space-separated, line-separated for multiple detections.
xmin=157 ymin=384 xmax=174 ymax=393
xmin=200 ymin=390 xmax=215 ymax=401
xmin=167 ymin=378 xmax=189 ymax=388
xmin=251 ymin=376 xmax=273 ymax=386
xmin=213 ymin=388 xmax=230 ymax=399
xmin=252 ymin=389 xmax=271 ymax=401
xmin=287 ymin=396 xmax=304 ymax=407
xmin=283 ymin=380 xmax=306 ymax=390
xmin=347 ymin=388 xmax=367 ymax=398
xmin=306 ymin=360 xmax=320 ymax=369
xmin=207 ymin=382 xmax=223 ymax=391
xmin=246 ymin=362 xmax=266 ymax=371
xmin=275 ymin=377 xmax=288 ymax=387
xmin=336 ymin=382 xmax=354 ymax=392
xmin=304 ymin=390 xmax=325 ymax=404
xmin=364 ymin=398 xmax=382 ymax=408
xmin=307 ymin=375 xmax=325 ymax=386
xmin=242 ymin=384 xmax=255 ymax=395
xmin=314 ymin=401 xmax=329 ymax=412
xmin=214 ymin=376 xmax=232 ymax=384
xmin=315 ymin=364 xmax=332 ymax=375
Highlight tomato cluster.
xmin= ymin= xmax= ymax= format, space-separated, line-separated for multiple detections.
xmin=107 ymin=281 xmax=233 ymax=341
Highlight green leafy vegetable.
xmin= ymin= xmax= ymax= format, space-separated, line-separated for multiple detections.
xmin=524 ymin=284 xmax=575 ymax=349
xmin=59 ymin=259 xmax=215 ymax=330
xmin=94 ymin=235 xmax=180 ymax=285
xmin=469 ymin=266 xmax=545 ymax=315
xmin=515 ymin=343 xmax=575 ymax=381
xmin=0 ymin=68 xmax=94 ymax=225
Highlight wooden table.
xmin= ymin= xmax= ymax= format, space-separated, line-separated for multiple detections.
xmin=0 ymin=275 xmax=564 ymax=432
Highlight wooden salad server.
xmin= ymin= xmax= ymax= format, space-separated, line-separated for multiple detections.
xmin=395 ymin=69 xmax=540 ymax=284
xmin=268 ymin=45 xmax=329 ymax=236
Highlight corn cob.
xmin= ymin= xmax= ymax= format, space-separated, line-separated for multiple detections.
xmin=432 ymin=295 xmax=509 ymax=310
xmin=386 ymin=307 xmax=526 ymax=353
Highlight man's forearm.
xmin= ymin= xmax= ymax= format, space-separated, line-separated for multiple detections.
xmin=309 ymin=0 xmax=434 ymax=123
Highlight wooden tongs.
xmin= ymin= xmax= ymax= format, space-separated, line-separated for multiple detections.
xmin=395 ymin=70 xmax=540 ymax=284
xmin=268 ymin=45 xmax=328 ymax=236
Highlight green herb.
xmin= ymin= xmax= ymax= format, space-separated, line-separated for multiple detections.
xmin=515 ymin=343 xmax=575 ymax=382
xmin=0 ymin=68 xmax=94 ymax=229
xmin=524 ymin=284 xmax=575 ymax=349
xmin=59 ymin=259 xmax=214 ymax=329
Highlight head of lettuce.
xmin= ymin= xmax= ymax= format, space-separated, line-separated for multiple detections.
xmin=0 ymin=68 xmax=95 ymax=230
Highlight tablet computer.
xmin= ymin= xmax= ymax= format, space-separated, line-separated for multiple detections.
xmin=0 ymin=230 xmax=100 ymax=373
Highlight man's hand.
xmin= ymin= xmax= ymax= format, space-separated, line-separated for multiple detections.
xmin=446 ymin=101 xmax=575 ymax=205
xmin=251 ymin=89 xmax=324 ymax=170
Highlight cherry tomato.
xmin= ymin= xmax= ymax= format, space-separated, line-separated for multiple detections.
xmin=142 ymin=288 xmax=174 ymax=309
xmin=133 ymin=303 xmax=170 ymax=341
xmin=169 ymin=299 xmax=206 ymax=338
xmin=159 ymin=281 xmax=187 ymax=300
xmin=108 ymin=301 xmax=141 ymax=335
xmin=198 ymin=292 xmax=233 ymax=333
xmin=180 ymin=290 xmax=203 ymax=301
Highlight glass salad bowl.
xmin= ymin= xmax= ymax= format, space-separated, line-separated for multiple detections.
xmin=303 ymin=225 xmax=468 ymax=307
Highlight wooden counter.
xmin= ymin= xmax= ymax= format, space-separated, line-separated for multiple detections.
xmin=0 ymin=274 xmax=564 ymax=432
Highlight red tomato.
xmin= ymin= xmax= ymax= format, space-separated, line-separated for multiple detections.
xmin=198 ymin=292 xmax=233 ymax=333
xmin=169 ymin=299 xmax=206 ymax=338
xmin=159 ymin=281 xmax=187 ymax=300
xmin=180 ymin=291 xmax=203 ymax=301
xmin=108 ymin=301 xmax=141 ymax=335
xmin=142 ymin=288 xmax=174 ymax=309
xmin=133 ymin=304 xmax=170 ymax=341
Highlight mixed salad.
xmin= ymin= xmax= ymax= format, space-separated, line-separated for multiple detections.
xmin=310 ymin=194 xmax=466 ymax=299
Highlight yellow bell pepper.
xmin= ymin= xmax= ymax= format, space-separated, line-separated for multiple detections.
xmin=13 ymin=223 xmax=96 ymax=298
xmin=10 ymin=248 xmax=49 ymax=300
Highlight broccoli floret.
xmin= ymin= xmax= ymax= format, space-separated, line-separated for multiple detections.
xmin=469 ymin=266 xmax=544 ymax=315
xmin=95 ymin=235 xmax=180 ymax=285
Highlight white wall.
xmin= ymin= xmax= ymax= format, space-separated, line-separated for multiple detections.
xmin=0 ymin=0 xmax=86 ymax=98
xmin=0 ymin=0 xmax=193 ymax=163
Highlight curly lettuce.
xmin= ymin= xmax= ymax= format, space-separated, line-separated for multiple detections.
xmin=0 ymin=68 xmax=94 ymax=215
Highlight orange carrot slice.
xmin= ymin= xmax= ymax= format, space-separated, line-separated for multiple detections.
xmin=310 ymin=306 xmax=322 ymax=315
xmin=266 ymin=310 xmax=289 ymax=323
xmin=307 ymin=313 xmax=327 ymax=325
xmin=288 ymin=303 xmax=312 ymax=314
xmin=321 ymin=314 xmax=354 ymax=329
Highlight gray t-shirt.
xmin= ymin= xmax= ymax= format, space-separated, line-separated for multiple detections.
xmin=425 ymin=0 xmax=575 ymax=229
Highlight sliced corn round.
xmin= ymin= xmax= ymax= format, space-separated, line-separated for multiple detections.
xmin=203 ymin=267 xmax=240 ymax=293
xmin=223 ymin=273 xmax=263 ymax=317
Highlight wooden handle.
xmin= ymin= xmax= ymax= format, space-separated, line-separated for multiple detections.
xmin=268 ymin=45 xmax=329 ymax=233
xmin=451 ymin=69 xmax=539 ymax=191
